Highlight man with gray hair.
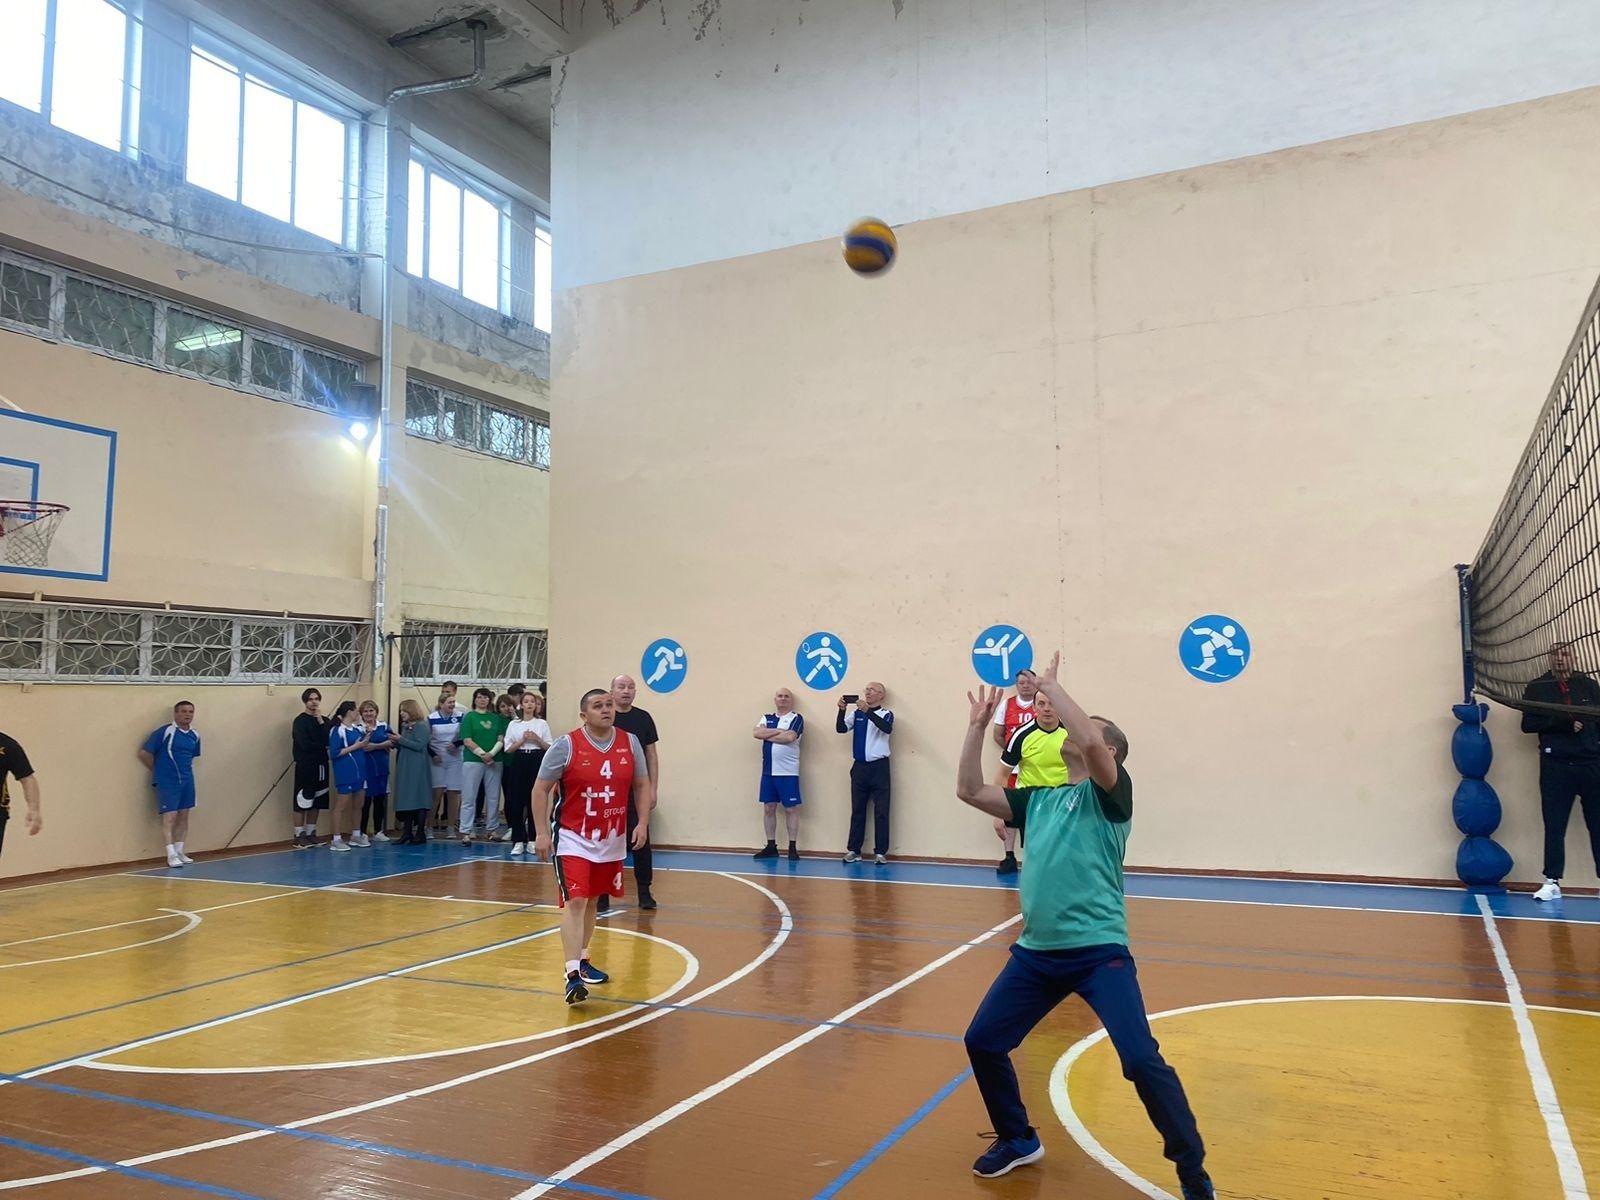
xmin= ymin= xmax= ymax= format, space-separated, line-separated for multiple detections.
xmin=837 ymin=680 xmax=894 ymax=863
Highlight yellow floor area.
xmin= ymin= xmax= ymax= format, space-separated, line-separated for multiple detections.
xmin=1062 ymin=997 xmax=1600 ymax=1198
xmin=0 ymin=876 xmax=691 ymax=1076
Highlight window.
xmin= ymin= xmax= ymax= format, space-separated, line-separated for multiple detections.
xmin=0 ymin=247 xmax=368 ymax=417
xmin=184 ymin=41 xmax=353 ymax=245
xmin=0 ymin=600 xmax=368 ymax=683
xmin=398 ymin=621 xmax=547 ymax=687
xmin=534 ymin=226 xmax=552 ymax=333
xmin=404 ymin=377 xmax=549 ymax=470
xmin=0 ymin=0 xmax=139 ymax=155
xmin=408 ymin=155 xmax=507 ymax=312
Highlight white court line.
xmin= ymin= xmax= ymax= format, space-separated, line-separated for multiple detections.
xmin=87 ymin=927 xmax=698 ymax=1075
xmin=510 ymin=908 xmax=1024 ymax=1200
xmin=0 ymin=872 xmax=791 ymax=1193
xmin=1047 ymin=992 xmax=1600 ymax=1200
xmin=1476 ymin=893 xmax=1591 ymax=1199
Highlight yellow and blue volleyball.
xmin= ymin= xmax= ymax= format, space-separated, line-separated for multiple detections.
xmin=842 ymin=218 xmax=896 ymax=276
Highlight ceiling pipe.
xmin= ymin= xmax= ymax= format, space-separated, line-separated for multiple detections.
xmin=373 ymin=18 xmax=489 ymax=677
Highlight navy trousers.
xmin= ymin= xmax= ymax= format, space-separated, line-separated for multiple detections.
xmin=964 ymin=942 xmax=1206 ymax=1180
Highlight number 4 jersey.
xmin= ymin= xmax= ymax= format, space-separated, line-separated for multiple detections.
xmin=537 ymin=726 xmax=648 ymax=863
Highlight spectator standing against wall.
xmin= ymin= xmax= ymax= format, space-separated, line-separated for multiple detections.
xmin=391 ymin=700 xmax=433 ymax=844
xmin=359 ymin=700 xmax=394 ymax=843
xmin=753 ymin=688 xmax=804 ymax=862
xmin=291 ymin=688 xmax=331 ymax=847
xmin=990 ymin=669 xmax=1037 ymax=876
xmin=504 ymin=690 xmax=553 ymax=856
xmin=140 ymin=701 xmax=201 ymax=869
xmin=429 ymin=692 xmax=464 ymax=833
xmin=838 ymin=681 xmax=894 ymax=864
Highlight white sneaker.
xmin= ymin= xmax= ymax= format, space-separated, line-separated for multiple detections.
xmin=874 ymin=854 xmax=889 ymax=865
xmin=166 ymin=850 xmax=185 ymax=868
xmin=1534 ymin=879 xmax=1562 ymax=902
xmin=843 ymin=851 xmax=861 ymax=863
xmin=331 ymin=837 xmax=351 ymax=853
xmin=373 ymin=831 xmax=391 ymax=843
xmin=177 ymin=850 xmax=195 ymax=865
xmin=511 ymin=842 xmax=526 ymax=856
xmin=499 ymin=828 xmax=514 ymax=842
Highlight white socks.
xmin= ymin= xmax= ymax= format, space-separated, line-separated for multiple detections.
xmin=565 ymin=959 xmax=579 ymax=975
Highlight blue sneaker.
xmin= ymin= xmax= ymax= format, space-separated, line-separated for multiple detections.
xmin=972 ymin=1130 xmax=1043 ymax=1178
xmin=564 ymin=972 xmax=588 ymax=1005
xmin=1179 ymin=1173 xmax=1216 ymax=1200
xmin=578 ymin=959 xmax=609 ymax=985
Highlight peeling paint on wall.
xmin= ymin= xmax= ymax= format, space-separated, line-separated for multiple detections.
xmin=690 ymin=0 xmax=722 ymax=42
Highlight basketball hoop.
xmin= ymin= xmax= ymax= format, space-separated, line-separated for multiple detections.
xmin=0 ymin=501 xmax=69 ymax=568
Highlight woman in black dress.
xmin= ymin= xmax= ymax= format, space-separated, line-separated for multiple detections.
xmin=291 ymin=687 xmax=333 ymax=847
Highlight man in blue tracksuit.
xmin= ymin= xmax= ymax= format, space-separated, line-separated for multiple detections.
xmin=139 ymin=701 xmax=201 ymax=870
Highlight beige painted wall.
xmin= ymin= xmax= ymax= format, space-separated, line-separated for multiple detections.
xmin=0 ymin=190 xmax=550 ymax=880
xmin=550 ymin=88 xmax=1600 ymax=887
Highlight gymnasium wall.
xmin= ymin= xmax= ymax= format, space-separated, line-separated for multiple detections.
xmin=549 ymin=85 xmax=1600 ymax=887
xmin=0 ymin=186 xmax=549 ymax=880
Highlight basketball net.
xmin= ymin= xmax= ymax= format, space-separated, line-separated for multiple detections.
xmin=0 ymin=502 xmax=68 ymax=568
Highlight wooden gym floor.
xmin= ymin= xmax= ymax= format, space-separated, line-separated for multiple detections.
xmin=1 ymin=845 xmax=1598 ymax=1199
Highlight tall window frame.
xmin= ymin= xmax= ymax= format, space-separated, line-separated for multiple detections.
xmin=0 ymin=0 xmax=142 ymax=157
xmin=183 ymin=31 xmax=358 ymax=247
xmin=407 ymin=151 xmax=511 ymax=315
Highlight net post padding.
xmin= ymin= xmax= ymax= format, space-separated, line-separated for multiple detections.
xmin=1468 ymin=273 xmax=1600 ymax=714
xmin=0 ymin=501 xmax=69 ymax=568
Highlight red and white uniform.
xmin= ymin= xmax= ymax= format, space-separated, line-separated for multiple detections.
xmin=552 ymin=726 xmax=636 ymax=903
xmin=993 ymin=695 xmax=1035 ymax=787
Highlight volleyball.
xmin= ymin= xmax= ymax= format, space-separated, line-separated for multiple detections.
xmin=842 ymin=218 xmax=896 ymax=276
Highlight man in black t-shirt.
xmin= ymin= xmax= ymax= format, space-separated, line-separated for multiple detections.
xmin=611 ymin=673 xmax=660 ymax=910
xmin=0 ymin=730 xmax=42 ymax=859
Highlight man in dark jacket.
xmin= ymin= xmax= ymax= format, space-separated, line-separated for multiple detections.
xmin=1520 ymin=641 xmax=1600 ymax=901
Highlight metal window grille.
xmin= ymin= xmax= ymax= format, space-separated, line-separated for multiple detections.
xmin=395 ymin=620 xmax=547 ymax=687
xmin=403 ymin=378 xmax=549 ymax=470
xmin=0 ymin=246 xmax=367 ymax=417
xmin=0 ymin=599 xmax=368 ymax=683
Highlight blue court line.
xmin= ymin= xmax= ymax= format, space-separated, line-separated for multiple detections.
xmin=0 ymin=1074 xmax=662 ymax=1200
xmin=123 ymin=843 xmax=1600 ymax=924
xmin=395 ymin=971 xmax=966 ymax=1043
xmin=6 ymin=909 xmax=564 ymax=1075
xmin=811 ymin=1069 xmax=972 ymax=1199
xmin=0 ymin=882 xmax=549 ymax=1043
xmin=0 ymin=1133 xmax=269 ymax=1199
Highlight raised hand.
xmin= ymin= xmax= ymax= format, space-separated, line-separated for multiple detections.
xmin=967 ymin=685 xmax=1002 ymax=729
xmin=1038 ymin=651 xmax=1061 ymax=686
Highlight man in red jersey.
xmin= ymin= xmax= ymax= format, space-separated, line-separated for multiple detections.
xmin=989 ymin=668 xmax=1037 ymax=875
xmin=533 ymin=688 xmax=653 ymax=1004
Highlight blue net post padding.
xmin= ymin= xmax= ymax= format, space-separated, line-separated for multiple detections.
xmin=1451 ymin=702 xmax=1512 ymax=888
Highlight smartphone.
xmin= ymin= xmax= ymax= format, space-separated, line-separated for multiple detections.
xmin=841 ymin=694 xmax=860 ymax=705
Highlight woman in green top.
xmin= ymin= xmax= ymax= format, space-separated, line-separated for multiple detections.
xmin=390 ymin=700 xmax=433 ymax=844
xmin=458 ymin=687 xmax=506 ymax=844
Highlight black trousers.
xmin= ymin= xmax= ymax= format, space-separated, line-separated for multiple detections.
xmin=0 ymin=810 xmax=7 ymax=857
xmin=1539 ymin=757 xmax=1600 ymax=880
xmin=504 ymin=750 xmax=543 ymax=843
xmin=360 ymin=792 xmax=388 ymax=835
xmin=628 ymin=797 xmax=653 ymax=891
xmin=847 ymin=758 xmax=892 ymax=855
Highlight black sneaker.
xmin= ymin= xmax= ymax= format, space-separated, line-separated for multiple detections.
xmin=638 ymin=890 xmax=658 ymax=911
xmin=1179 ymin=1173 xmax=1215 ymax=1200
xmin=597 ymin=894 xmax=610 ymax=914
xmin=788 ymin=843 xmax=800 ymax=862
xmin=997 ymin=853 xmax=1019 ymax=875
xmin=564 ymin=971 xmax=588 ymax=1005
xmin=753 ymin=842 xmax=779 ymax=860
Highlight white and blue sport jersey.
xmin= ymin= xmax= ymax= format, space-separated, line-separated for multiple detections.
xmin=143 ymin=724 xmax=201 ymax=788
xmin=841 ymin=707 xmax=893 ymax=762
xmin=759 ymin=712 xmax=803 ymax=777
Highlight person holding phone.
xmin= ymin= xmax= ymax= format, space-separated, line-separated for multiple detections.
xmin=837 ymin=681 xmax=894 ymax=863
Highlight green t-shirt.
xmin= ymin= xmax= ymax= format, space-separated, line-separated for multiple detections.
xmin=459 ymin=711 xmax=506 ymax=762
xmin=1006 ymin=764 xmax=1134 ymax=952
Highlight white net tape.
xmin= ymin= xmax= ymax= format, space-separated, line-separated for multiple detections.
xmin=0 ymin=504 xmax=68 ymax=568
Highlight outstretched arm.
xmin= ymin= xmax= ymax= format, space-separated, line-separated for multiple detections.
xmin=956 ymin=687 xmax=1013 ymax=821
xmin=1034 ymin=652 xmax=1118 ymax=791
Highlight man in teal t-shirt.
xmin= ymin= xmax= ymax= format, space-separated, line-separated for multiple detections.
xmin=955 ymin=653 xmax=1213 ymax=1200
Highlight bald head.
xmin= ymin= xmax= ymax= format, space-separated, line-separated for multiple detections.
xmin=611 ymin=674 xmax=637 ymax=710
xmin=863 ymin=681 xmax=886 ymax=707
